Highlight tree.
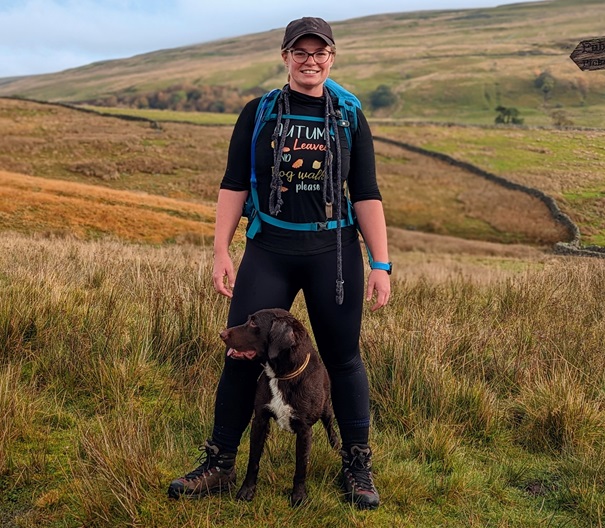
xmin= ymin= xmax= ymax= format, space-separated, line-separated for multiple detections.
xmin=208 ymin=100 xmax=225 ymax=113
xmin=495 ymin=106 xmax=524 ymax=125
xmin=534 ymin=70 xmax=555 ymax=103
xmin=101 ymin=95 xmax=118 ymax=107
xmin=550 ymin=109 xmax=573 ymax=128
xmin=169 ymin=90 xmax=187 ymax=111
xmin=135 ymin=96 xmax=149 ymax=109
xmin=369 ymin=85 xmax=397 ymax=110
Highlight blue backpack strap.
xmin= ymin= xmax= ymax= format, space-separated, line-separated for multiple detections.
xmin=246 ymin=89 xmax=280 ymax=238
xmin=251 ymin=88 xmax=280 ymax=186
xmin=325 ymin=77 xmax=362 ymax=109
xmin=256 ymin=211 xmax=354 ymax=232
xmin=324 ymin=78 xmax=361 ymax=149
xmin=266 ymin=113 xmax=323 ymax=124
xmin=264 ymin=80 xmax=360 ymax=147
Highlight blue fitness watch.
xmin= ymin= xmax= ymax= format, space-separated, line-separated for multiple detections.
xmin=370 ymin=261 xmax=392 ymax=274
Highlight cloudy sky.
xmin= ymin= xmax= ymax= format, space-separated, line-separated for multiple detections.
xmin=0 ymin=0 xmax=544 ymax=78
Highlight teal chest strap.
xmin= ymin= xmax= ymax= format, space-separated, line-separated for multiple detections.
xmin=245 ymin=188 xmax=356 ymax=239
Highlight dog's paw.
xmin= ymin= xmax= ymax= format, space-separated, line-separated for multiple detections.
xmin=329 ymin=434 xmax=341 ymax=451
xmin=290 ymin=488 xmax=308 ymax=507
xmin=236 ymin=484 xmax=256 ymax=502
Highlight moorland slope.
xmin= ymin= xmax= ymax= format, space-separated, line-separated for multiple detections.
xmin=0 ymin=97 xmax=574 ymax=265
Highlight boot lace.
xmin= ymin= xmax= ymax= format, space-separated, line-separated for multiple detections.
xmin=346 ymin=447 xmax=376 ymax=491
xmin=183 ymin=442 xmax=219 ymax=481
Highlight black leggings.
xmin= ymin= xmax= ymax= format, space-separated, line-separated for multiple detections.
xmin=211 ymin=240 xmax=370 ymax=452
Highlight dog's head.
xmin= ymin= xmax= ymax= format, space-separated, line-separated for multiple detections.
xmin=220 ymin=308 xmax=297 ymax=361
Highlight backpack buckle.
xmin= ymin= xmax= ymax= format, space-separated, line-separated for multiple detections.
xmin=337 ymin=119 xmax=350 ymax=128
xmin=316 ymin=221 xmax=329 ymax=231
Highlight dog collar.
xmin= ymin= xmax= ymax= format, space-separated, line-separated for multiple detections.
xmin=277 ymin=353 xmax=311 ymax=381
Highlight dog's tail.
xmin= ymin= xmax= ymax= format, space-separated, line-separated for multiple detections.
xmin=321 ymin=410 xmax=341 ymax=450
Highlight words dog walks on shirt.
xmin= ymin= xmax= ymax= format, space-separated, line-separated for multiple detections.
xmin=273 ymin=121 xmax=330 ymax=194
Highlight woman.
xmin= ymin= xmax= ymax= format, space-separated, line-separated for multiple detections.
xmin=168 ymin=16 xmax=390 ymax=510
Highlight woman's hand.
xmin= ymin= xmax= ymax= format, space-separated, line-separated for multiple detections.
xmin=354 ymin=199 xmax=391 ymax=311
xmin=366 ymin=269 xmax=391 ymax=311
xmin=212 ymin=189 xmax=248 ymax=298
xmin=213 ymin=252 xmax=235 ymax=298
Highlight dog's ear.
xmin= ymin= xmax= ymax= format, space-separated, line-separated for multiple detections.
xmin=267 ymin=318 xmax=296 ymax=360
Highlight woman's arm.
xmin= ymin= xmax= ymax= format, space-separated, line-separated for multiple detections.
xmin=213 ymin=188 xmax=249 ymax=297
xmin=354 ymin=199 xmax=391 ymax=311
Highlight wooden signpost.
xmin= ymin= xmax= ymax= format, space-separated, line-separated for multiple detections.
xmin=570 ymin=37 xmax=605 ymax=71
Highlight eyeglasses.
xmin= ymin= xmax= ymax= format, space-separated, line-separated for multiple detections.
xmin=288 ymin=49 xmax=334 ymax=64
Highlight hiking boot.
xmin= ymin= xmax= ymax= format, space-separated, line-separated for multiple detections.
xmin=340 ymin=444 xmax=380 ymax=510
xmin=168 ymin=440 xmax=236 ymax=499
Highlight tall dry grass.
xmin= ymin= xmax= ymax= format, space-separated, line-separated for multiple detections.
xmin=1 ymin=231 xmax=605 ymax=527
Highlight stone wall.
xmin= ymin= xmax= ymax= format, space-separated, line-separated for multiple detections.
xmin=373 ymin=136 xmax=605 ymax=259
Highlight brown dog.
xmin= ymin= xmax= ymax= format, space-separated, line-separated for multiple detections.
xmin=219 ymin=308 xmax=340 ymax=506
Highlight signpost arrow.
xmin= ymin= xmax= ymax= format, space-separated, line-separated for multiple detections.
xmin=570 ymin=37 xmax=605 ymax=71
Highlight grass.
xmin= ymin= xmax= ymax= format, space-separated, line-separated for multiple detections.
xmin=75 ymin=105 xmax=238 ymax=126
xmin=373 ymin=125 xmax=605 ymax=185
xmin=0 ymin=171 xmax=217 ymax=244
xmin=0 ymin=97 xmax=232 ymax=202
xmin=1 ymin=231 xmax=605 ymax=527
xmin=372 ymin=136 xmax=570 ymax=246
xmin=373 ymin=123 xmax=605 ymax=246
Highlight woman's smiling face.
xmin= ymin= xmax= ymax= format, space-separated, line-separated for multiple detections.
xmin=282 ymin=35 xmax=335 ymax=96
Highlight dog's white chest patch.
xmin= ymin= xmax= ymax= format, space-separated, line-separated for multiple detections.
xmin=263 ymin=365 xmax=295 ymax=433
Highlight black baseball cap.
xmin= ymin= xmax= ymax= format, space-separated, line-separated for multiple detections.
xmin=281 ymin=17 xmax=335 ymax=50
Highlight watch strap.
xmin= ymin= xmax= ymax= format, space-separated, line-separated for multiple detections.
xmin=370 ymin=261 xmax=392 ymax=274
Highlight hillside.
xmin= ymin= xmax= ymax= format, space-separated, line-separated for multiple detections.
xmin=0 ymin=98 xmax=231 ymax=200
xmin=0 ymin=96 xmax=574 ymax=252
xmin=1 ymin=0 xmax=604 ymax=126
xmin=0 ymin=170 xmax=216 ymax=244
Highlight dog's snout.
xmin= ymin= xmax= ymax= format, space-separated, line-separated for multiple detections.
xmin=219 ymin=329 xmax=229 ymax=342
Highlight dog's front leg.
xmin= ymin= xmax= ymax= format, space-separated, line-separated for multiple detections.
xmin=236 ymin=411 xmax=270 ymax=502
xmin=290 ymin=426 xmax=312 ymax=507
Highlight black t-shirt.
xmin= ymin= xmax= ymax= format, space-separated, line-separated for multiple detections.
xmin=220 ymin=88 xmax=381 ymax=255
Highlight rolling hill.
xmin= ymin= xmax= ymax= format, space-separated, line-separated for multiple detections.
xmin=1 ymin=0 xmax=604 ymax=126
xmin=0 ymin=97 xmax=577 ymax=256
